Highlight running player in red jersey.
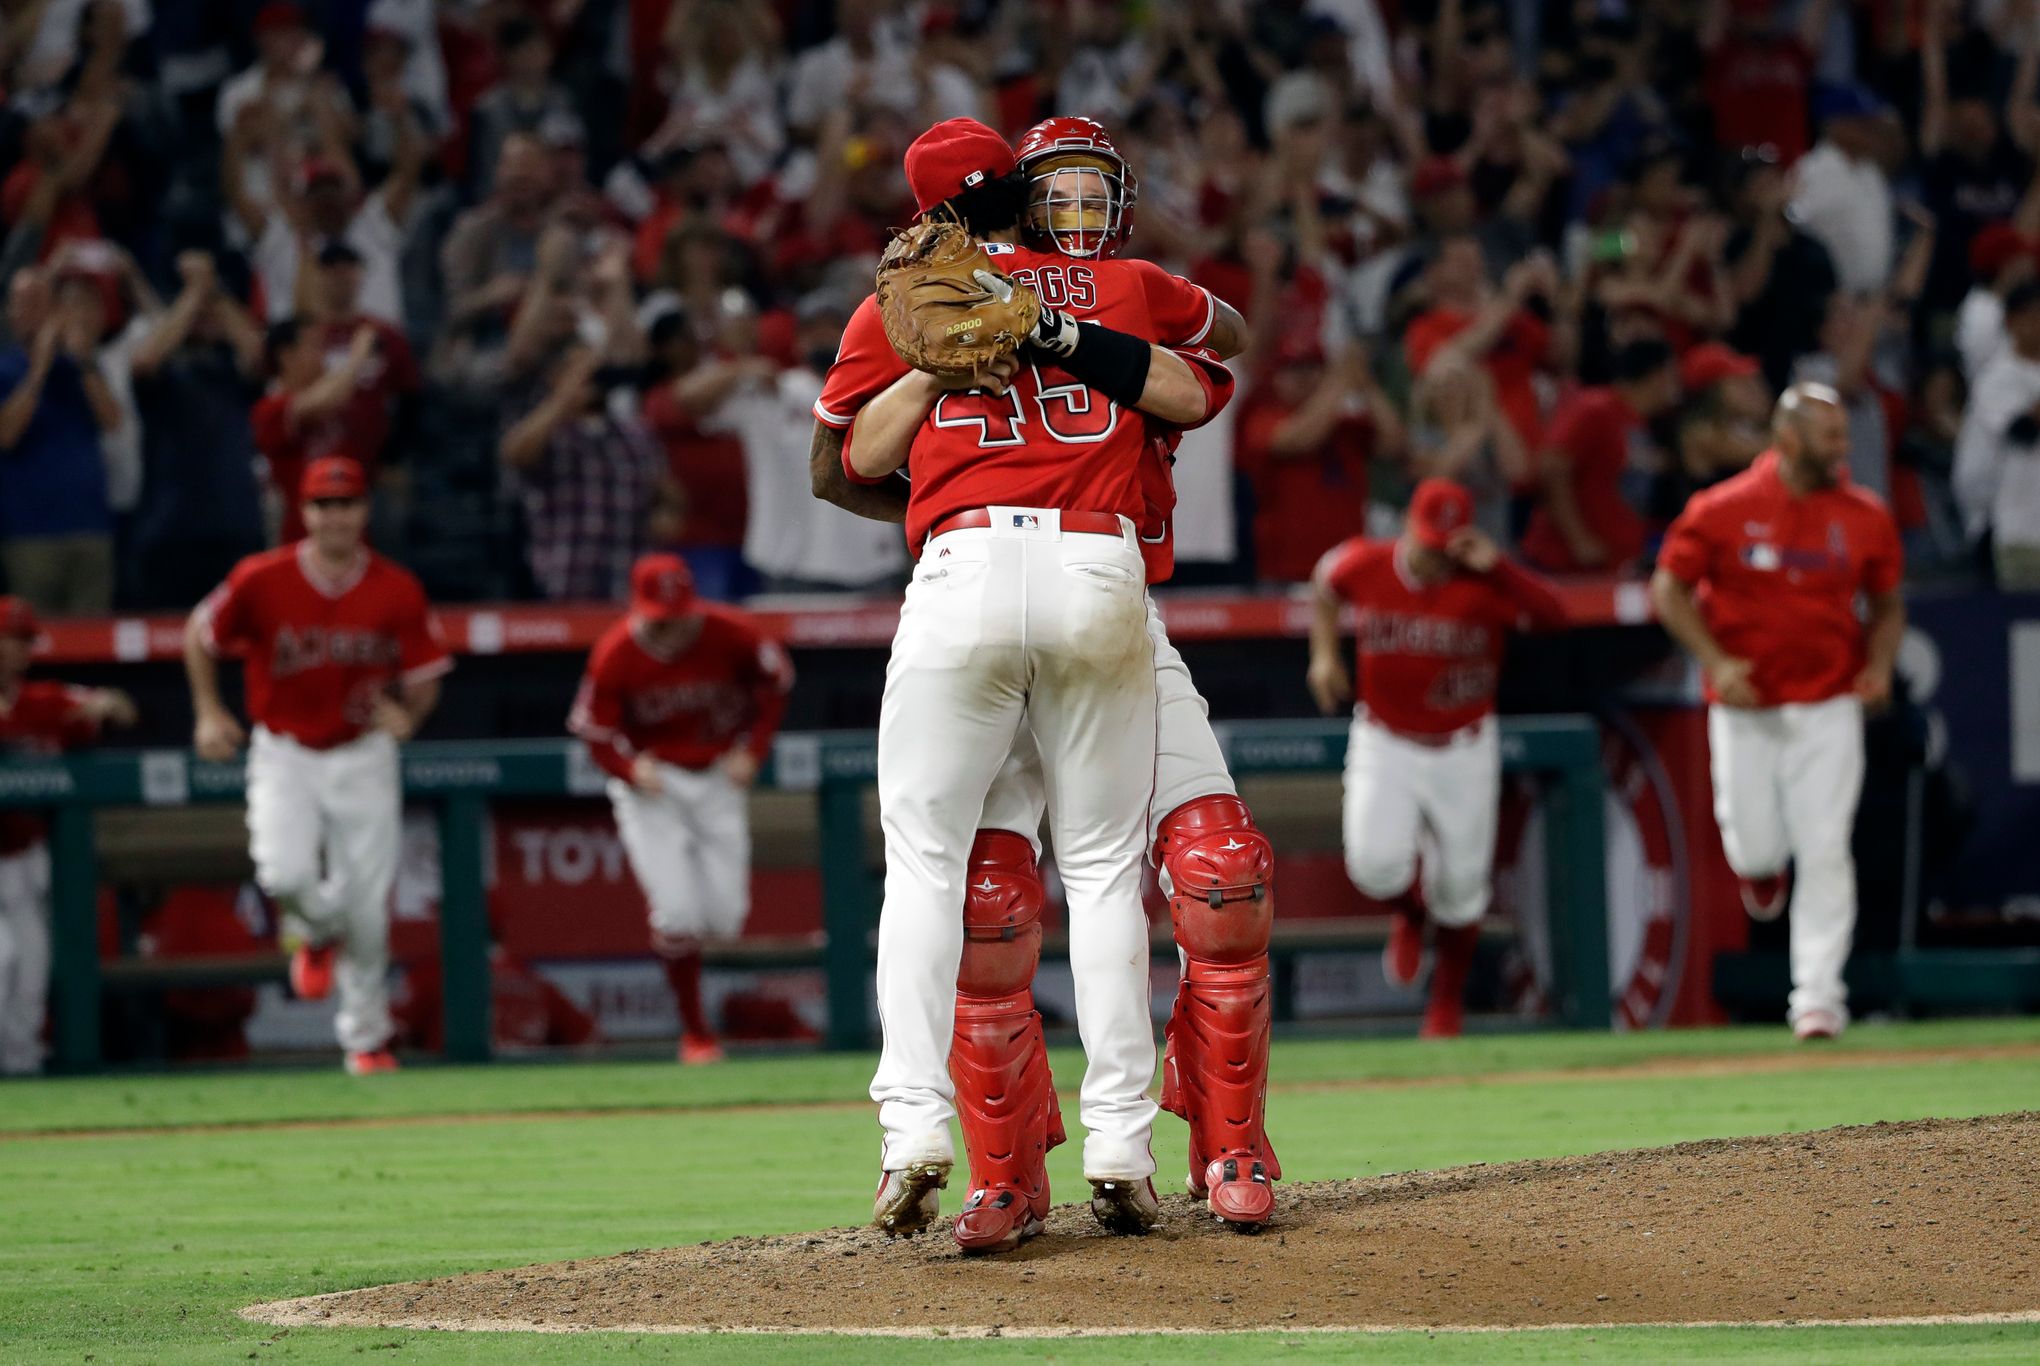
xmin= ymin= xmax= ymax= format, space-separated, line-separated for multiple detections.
xmin=0 ymin=596 xmax=135 ymax=1073
xmin=569 ymin=552 xmax=793 ymax=1064
xmin=184 ymin=456 xmax=450 ymax=1075
xmin=1308 ymin=479 xmax=1567 ymax=1038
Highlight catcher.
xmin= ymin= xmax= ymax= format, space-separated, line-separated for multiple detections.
xmin=813 ymin=117 xmax=1245 ymax=1253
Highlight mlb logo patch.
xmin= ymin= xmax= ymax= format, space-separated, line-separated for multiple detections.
xmin=1012 ymin=514 xmax=1040 ymax=530
xmin=983 ymin=242 xmax=1015 ymax=255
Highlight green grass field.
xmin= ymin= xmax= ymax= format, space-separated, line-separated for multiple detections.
xmin=3 ymin=1018 xmax=2037 ymax=1363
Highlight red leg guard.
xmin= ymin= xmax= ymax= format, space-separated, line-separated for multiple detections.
xmin=1156 ymin=795 xmax=1280 ymax=1227
xmin=948 ymin=831 xmax=1062 ymax=1252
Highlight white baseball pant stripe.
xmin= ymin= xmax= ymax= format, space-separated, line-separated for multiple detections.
xmin=1341 ymin=712 xmax=1501 ymax=928
xmin=609 ymin=762 xmax=750 ymax=941
xmin=1707 ymin=696 xmax=1864 ymax=1025
xmin=0 ymin=843 xmax=51 ymax=1075
xmin=247 ymin=726 xmax=401 ymax=1054
xmin=870 ymin=511 xmax=1160 ymax=1181
xmin=978 ymin=595 xmax=1238 ymax=853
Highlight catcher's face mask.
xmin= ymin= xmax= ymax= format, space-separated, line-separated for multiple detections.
xmin=1025 ymin=156 xmax=1130 ymax=259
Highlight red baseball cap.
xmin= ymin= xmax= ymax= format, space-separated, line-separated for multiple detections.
xmin=301 ymin=456 xmax=367 ymax=502
xmin=630 ymin=553 xmax=698 ymax=621
xmin=1679 ymin=342 xmax=1760 ymax=393
xmin=1969 ymin=221 xmax=2035 ymax=279
xmin=254 ymin=2 xmax=307 ymax=35
xmin=1408 ymin=478 xmax=1474 ymax=550
xmin=0 ymin=595 xmax=38 ymax=641
xmin=1410 ymin=155 xmax=1468 ymax=200
xmin=904 ymin=118 xmax=1016 ymax=217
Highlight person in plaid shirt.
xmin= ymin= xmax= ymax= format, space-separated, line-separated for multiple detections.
xmin=499 ymin=346 xmax=679 ymax=600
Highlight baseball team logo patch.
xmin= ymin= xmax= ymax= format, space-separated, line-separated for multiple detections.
xmin=1012 ymin=514 xmax=1040 ymax=530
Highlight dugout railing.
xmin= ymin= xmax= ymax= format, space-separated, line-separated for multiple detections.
xmin=0 ymin=716 xmax=1610 ymax=1073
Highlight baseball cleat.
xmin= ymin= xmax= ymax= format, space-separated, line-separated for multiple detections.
xmin=289 ymin=942 xmax=337 ymax=1001
xmin=1088 ymin=1177 xmax=1160 ymax=1235
xmin=678 ymin=1034 xmax=725 ymax=1065
xmin=1793 ymin=1008 xmax=1844 ymax=1042
xmin=1383 ymin=902 xmax=1425 ymax=988
xmin=872 ymin=1161 xmax=950 ymax=1237
xmin=1739 ymin=874 xmax=1788 ymax=922
xmin=1419 ymin=996 xmax=1464 ymax=1039
xmin=951 ymin=1185 xmax=1046 ymax=1255
xmin=344 ymin=1049 xmax=399 ymax=1075
xmin=1197 ymin=1155 xmax=1275 ymax=1231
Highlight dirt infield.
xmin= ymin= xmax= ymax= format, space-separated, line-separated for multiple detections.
xmin=246 ymin=1112 xmax=2039 ymax=1338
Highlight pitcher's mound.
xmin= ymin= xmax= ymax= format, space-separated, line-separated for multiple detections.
xmin=247 ymin=1112 xmax=2039 ymax=1338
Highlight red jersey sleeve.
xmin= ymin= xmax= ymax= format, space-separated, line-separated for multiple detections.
xmin=17 ymin=682 xmax=102 ymax=748
xmin=567 ymin=637 xmax=635 ymax=782
xmin=741 ymin=630 xmax=795 ymax=765
xmin=393 ymin=575 xmax=453 ymax=685
xmin=1311 ymin=537 xmax=1370 ymax=599
xmin=195 ymin=560 xmax=261 ymax=657
xmin=1860 ymin=502 xmax=1903 ymax=596
xmin=1132 ymin=259 xmax=1220 ymax=349
xmin=1167 ymin=344 xmax=1237 ymax=432
xmin=1657 ymin=498 xmax=1717 ymax=585
xmin=1485 ymin=558 xmax=1569 ymax=630
xmin=813 ymin=296 xmax=906 ymax=430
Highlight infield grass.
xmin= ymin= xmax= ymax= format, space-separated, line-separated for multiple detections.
xmin=1 ymin=1018 xmax=2035 ymax=1363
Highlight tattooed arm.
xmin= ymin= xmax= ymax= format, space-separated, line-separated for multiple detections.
xmin=809 ymin=419 xmax=909 ymax=523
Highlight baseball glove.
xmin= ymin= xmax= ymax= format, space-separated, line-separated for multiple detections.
xmin=875 ymin=220 xmax=1040 ymax=382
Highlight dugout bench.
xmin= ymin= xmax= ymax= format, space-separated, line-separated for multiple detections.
xmin=1 ymin=716 xmax=1610 ymax=1073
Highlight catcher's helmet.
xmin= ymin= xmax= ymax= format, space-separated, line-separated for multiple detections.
xmin=1016 ymin=116 xmax=1137 ymax=260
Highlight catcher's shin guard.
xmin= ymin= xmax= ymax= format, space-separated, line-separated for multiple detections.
xmin=1156 ymin=795 xmax=1280 ymax=1229
xmin=948 ymin=830 xmax=1064 ymax=1253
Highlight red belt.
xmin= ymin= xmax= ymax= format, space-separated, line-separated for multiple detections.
xmin=1362 ymin=707 xmax=1487 ymax=749
xmin=929 ymin=509 xmax=1126 ymax=539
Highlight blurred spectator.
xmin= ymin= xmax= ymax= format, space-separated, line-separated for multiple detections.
xmin=440 ymin=131 xmax=560 ymax=344
xmin=122 ymin=251 xmax=266 ymax=607
xmin=1406 ymin=350 xmax=1525 ymax=540
xmin=223 ymin=76 xmax=425 ymax=327
xmin=215 ymin=2 xmax=347 ymax=144
xmin=1701 ymin=0 xmax=1830 ymax=165
xmin=1790 ymin=84 xmax=1896 ymax=296
xmin=251 ymin=317 xmax=384 ymax=543
xmin=784 ymin=0 xmax=918 ymax=137
xmin=1552 ymin=17 xmax=1666 ymax=224
xmin=500 ymin=344 xmax=675 ymax=601
xmin=1 ymin=97 xmax=122 ymax=264
xmin=639 ymin=291 xmax=766 ymax=601
xmin=1581 ymin=145 xmax=1734 ymax=362
xmin=649 ymin=0 xmax=785 ymax=188
xmin=50 ymin=241 xmax=146 ymax=520
xmin=1236 ymin=339 xmax=1406 ymax=584
xmin=467 ymin=15 xmax=581 ymax=197
xmin=1955 ymin=280 xmax=2040 ymax=589
xmin=0 ymin=265 xmax=118 ymax=614
xmin=1724 ymin=145 xmax=1838 ymax=393
xmin=1521 ymin=337 xmax=1681 ymax=574
xmin=1955 ymin=223 xmax=2037 ymax=381
xmin=735 ymin=291 xmax=905 ymax=592
xmin=1403 ymin=242 xmax=1557 ymax=453
xmin=4 ymin=0 xmax=153 ymax=93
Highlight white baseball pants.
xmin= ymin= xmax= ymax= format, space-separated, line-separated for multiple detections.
xmin=1707 ymin=696 xmax=1865 ymax=1026
xmin=1340 ymin=711 xmax=1501 ymax=928
xmin=246 ymin=725 xmax=401 ymax=1054
xmin=0 ymin=843 xmax=51 ymax=1074
xmin=609 ymin=762 xmax=750 ymax=941
xmin=978 ymin=595 xmax=1238 ymax=852
xmin=870 ymin=510 xmax=1159 ymax=1181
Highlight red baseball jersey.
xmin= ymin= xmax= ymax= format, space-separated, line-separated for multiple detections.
xmin=1314 ymin=538 xmax=1568 ymax=736
xmin=814 ymin=247 xmax=1233 ymax=572
xmin=1657 ymin=450 xmax=1903 ymax=706
xmin=1519 ymin=386 xmax=1650 ymax=573
xmin=568 ymin=608 xmax=795 ymax=779
xmin=0 ymin=681 xmax=101 ymax=854
xmin=196 ymin=543 xmax=452 ymax=749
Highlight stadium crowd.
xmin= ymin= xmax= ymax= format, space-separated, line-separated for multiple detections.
xmin=2 ymin=0 xmax=2038 ymax=616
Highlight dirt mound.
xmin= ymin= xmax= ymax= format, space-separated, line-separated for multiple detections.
xmin=247 ymin=1112 xmax=2040 ymax=1337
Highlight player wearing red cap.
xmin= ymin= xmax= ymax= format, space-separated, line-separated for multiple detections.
xmin=1651 ymin=383 xmax=1904 ymax=1041
xmin=0 ymin=596 xmax=135 ymax=1073
xmin=813 ymin=117 xmax=1240 ymax=1252
xmin=568 ymin=553 xmax=793 ymax=1064
xmin=183 ymin=456 xmax=450 ymax=1074
xmin=1308 ymin=479 xmax=1567 ymax=1038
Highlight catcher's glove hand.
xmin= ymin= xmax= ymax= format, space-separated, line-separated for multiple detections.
xmin=875 ymin=220 xmax=1041 ymax=382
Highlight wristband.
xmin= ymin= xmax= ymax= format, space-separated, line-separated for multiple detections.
xmin=1027 ymin=307 xmax=1151 ymax=408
